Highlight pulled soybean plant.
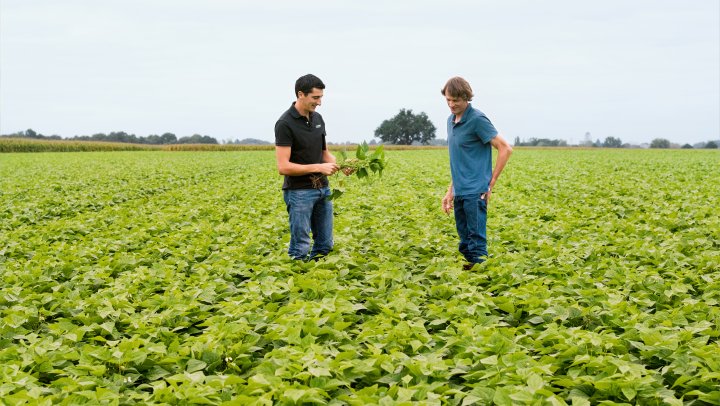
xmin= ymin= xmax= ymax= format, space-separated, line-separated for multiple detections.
xmin=328 ymin=142 xmax=387 ymax=200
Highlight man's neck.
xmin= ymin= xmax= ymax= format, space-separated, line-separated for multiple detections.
xmin=454 ymin=105 xmax=469 ymax=123
xmin=294 ymin=102 xmax=310 ymax=120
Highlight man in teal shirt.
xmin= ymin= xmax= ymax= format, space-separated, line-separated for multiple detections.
xmin=441 ymin=76 xmax=513 ymax=268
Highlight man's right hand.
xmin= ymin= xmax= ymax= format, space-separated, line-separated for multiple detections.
xmin=442 ymin=190 xmax=454 ymax=214
xmin=316 ymin=162 xmax=339 ymax=176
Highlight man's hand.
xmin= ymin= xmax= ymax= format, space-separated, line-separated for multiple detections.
xmin=316 ymin=162 xmax=339 ymax=176
xmin=442 ymin=190 xmax=454 ymax=214
xmin=480 ymin=190 xmax=492 ymax=205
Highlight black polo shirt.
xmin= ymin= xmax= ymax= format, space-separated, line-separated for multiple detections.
xmin=275 ymin=103 xmax=328 ymax=190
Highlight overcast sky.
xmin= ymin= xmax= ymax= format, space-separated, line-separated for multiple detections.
xmin=1 ymin=0 xmax=718 ymax=145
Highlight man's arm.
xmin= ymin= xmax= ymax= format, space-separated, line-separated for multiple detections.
xmin=442 ymin=181 xmax=454 ymax=214
xmin=322 ymin=149 xmax=336 ymax=165
xmin=275 ymin=146 xmax=338 ymax=176
xmin=488 ymin=134 xmax=513 ymax=193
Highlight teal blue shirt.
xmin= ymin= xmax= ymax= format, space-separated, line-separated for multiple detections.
xmin=447 ymin=104 xmax=498 ymax=196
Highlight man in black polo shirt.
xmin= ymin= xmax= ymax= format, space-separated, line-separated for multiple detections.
xmin=275 ymin=74 xmax=339 ymax=260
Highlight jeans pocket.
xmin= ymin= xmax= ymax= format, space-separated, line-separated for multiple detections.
xmin=478 ymin=194 xmax=488 ymax=211
xmin=319 ymin=186 xmax=331 ymax=198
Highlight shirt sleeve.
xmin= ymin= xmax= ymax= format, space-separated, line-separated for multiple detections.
xmin=475 ymin=115 xmax=498 ymax=144
xmin=275 ymin=120 xmax=293 ymax=146
xmin=321 ymin=116 xmax=327 ymax=150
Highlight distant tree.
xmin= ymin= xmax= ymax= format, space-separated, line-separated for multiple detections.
xmin=681 ymin=143 xmax=694 ymax=149
xmin=603 ymin=137 xmax=623 ymax=148
xmin=705 ymin=141 xmax=718 ymax=149
xmin=235 ymin=138 xmax=271 ymax=145
xmin=514 ymin=136 xmax=521 ymax=145
xmin=514 ymin=137 xmax=567 ymax=147
xmin=374 ymin=109 xmax=436 ymax=145
xmin=650 ymin=138 xmax=671 ymax=148
xmin=160 ymin=133 xmax=177 ymax=144
xmin=103 ymin=131 xmax=138 ymax=144
xmin=145 ymin=134 xmax=162 ymax=144
xmin=537 ymin=138 xmax=567 ymax=147
xmin=177 ymin=134 xmax=218 ymax=144
xmin=1 ymin=129 xmax=39 ymax=138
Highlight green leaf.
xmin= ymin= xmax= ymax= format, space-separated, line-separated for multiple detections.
xmin=493 ymin=387 xmax=513 ymax=406
xmin=185 ymin=359 xmax=207 ymax=373
xmin=283 ymin=388 xmax=306 ymax=403
xmin=326 ymin=188 xmax=344 ymax=201
xmin=527 ymin=373 xmax=544 ymax=392
xmin=356 ymin=142 xmax=368 ymax=160
xmin=308 ymin=366 xmax=332 ymax=377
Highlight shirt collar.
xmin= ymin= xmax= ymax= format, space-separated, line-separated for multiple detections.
xmin=457 ymin=103 xmax=473 ymax=124
xmin=289 ymin=103 xmax=313 ymax=121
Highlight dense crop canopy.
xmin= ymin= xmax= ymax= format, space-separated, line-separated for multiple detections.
xmin=0 ymin=149 xmax=718 ymax=404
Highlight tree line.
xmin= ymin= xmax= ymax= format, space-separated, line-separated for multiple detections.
xmin=1 ymin=129 xmax=218 ymax=144
xmin=4 ymin=116 xmax=718 ymax=148
xmin=514 ymin=136 xmax=718 ymax=149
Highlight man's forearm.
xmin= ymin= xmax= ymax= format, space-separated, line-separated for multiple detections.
xmin=278 ymin=162 xmax=323 ymax=176
xmin=323 ymin=150 xmax=336 ymax=164
xmin=490 ymin=147 xmax=512 ymax=188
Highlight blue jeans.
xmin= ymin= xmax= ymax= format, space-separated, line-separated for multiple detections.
xmin=454 ymin=193 xmax=488 ymax=264
xmin=283 ymin=187 xmax=334 ymax=260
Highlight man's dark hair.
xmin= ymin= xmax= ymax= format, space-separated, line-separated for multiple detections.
xmin=295 ymin=74 xmax=325 ymax=97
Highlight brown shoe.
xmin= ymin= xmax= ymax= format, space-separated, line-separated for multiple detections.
xmin=462 ymin=263 xmax=474 ymax=270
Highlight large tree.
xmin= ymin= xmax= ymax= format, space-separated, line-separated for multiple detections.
xmin=650 ymin=138 xmax=671 ymax=148
xmin=603 ymin=136 xmax=623 ymax=148
xmin=374 ymin=109 xmax=436 ymax=145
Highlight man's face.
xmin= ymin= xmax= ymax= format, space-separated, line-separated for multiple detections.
xmin=297 ymin=88 xmax=324 ymax=113
xmin=445 ymin=94 xmax=468 ymax=116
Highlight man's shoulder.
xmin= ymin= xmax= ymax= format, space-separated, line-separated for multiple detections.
xmin=467 ymin=106 xmax=489 ymax=120
xmin=465 ymin=108 xmax=495 ymax=129
xmin=467 ymin=107 xmax=497 ymax=141
xmin=277 ymin=107 xmax=295 ymax=123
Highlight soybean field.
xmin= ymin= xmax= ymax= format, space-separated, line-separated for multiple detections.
xmin=1 ymin=149 xmax=719 ymax=404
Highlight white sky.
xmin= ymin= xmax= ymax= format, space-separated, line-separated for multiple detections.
xmin=1 ymin=0 xmax=718 ymax=145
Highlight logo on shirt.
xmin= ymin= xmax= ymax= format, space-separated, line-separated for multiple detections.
xmin=316 ymin=124 xmax=322 ymax=128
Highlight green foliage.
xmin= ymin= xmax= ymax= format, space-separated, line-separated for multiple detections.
xmin=374 ymin=108 xmax=436 ymax=145
xmin=0 ymin=149 xmax=719 ymax=403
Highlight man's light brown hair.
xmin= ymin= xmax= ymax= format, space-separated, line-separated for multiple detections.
xmin=441 ymin=76 xmax=474 ymax=101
